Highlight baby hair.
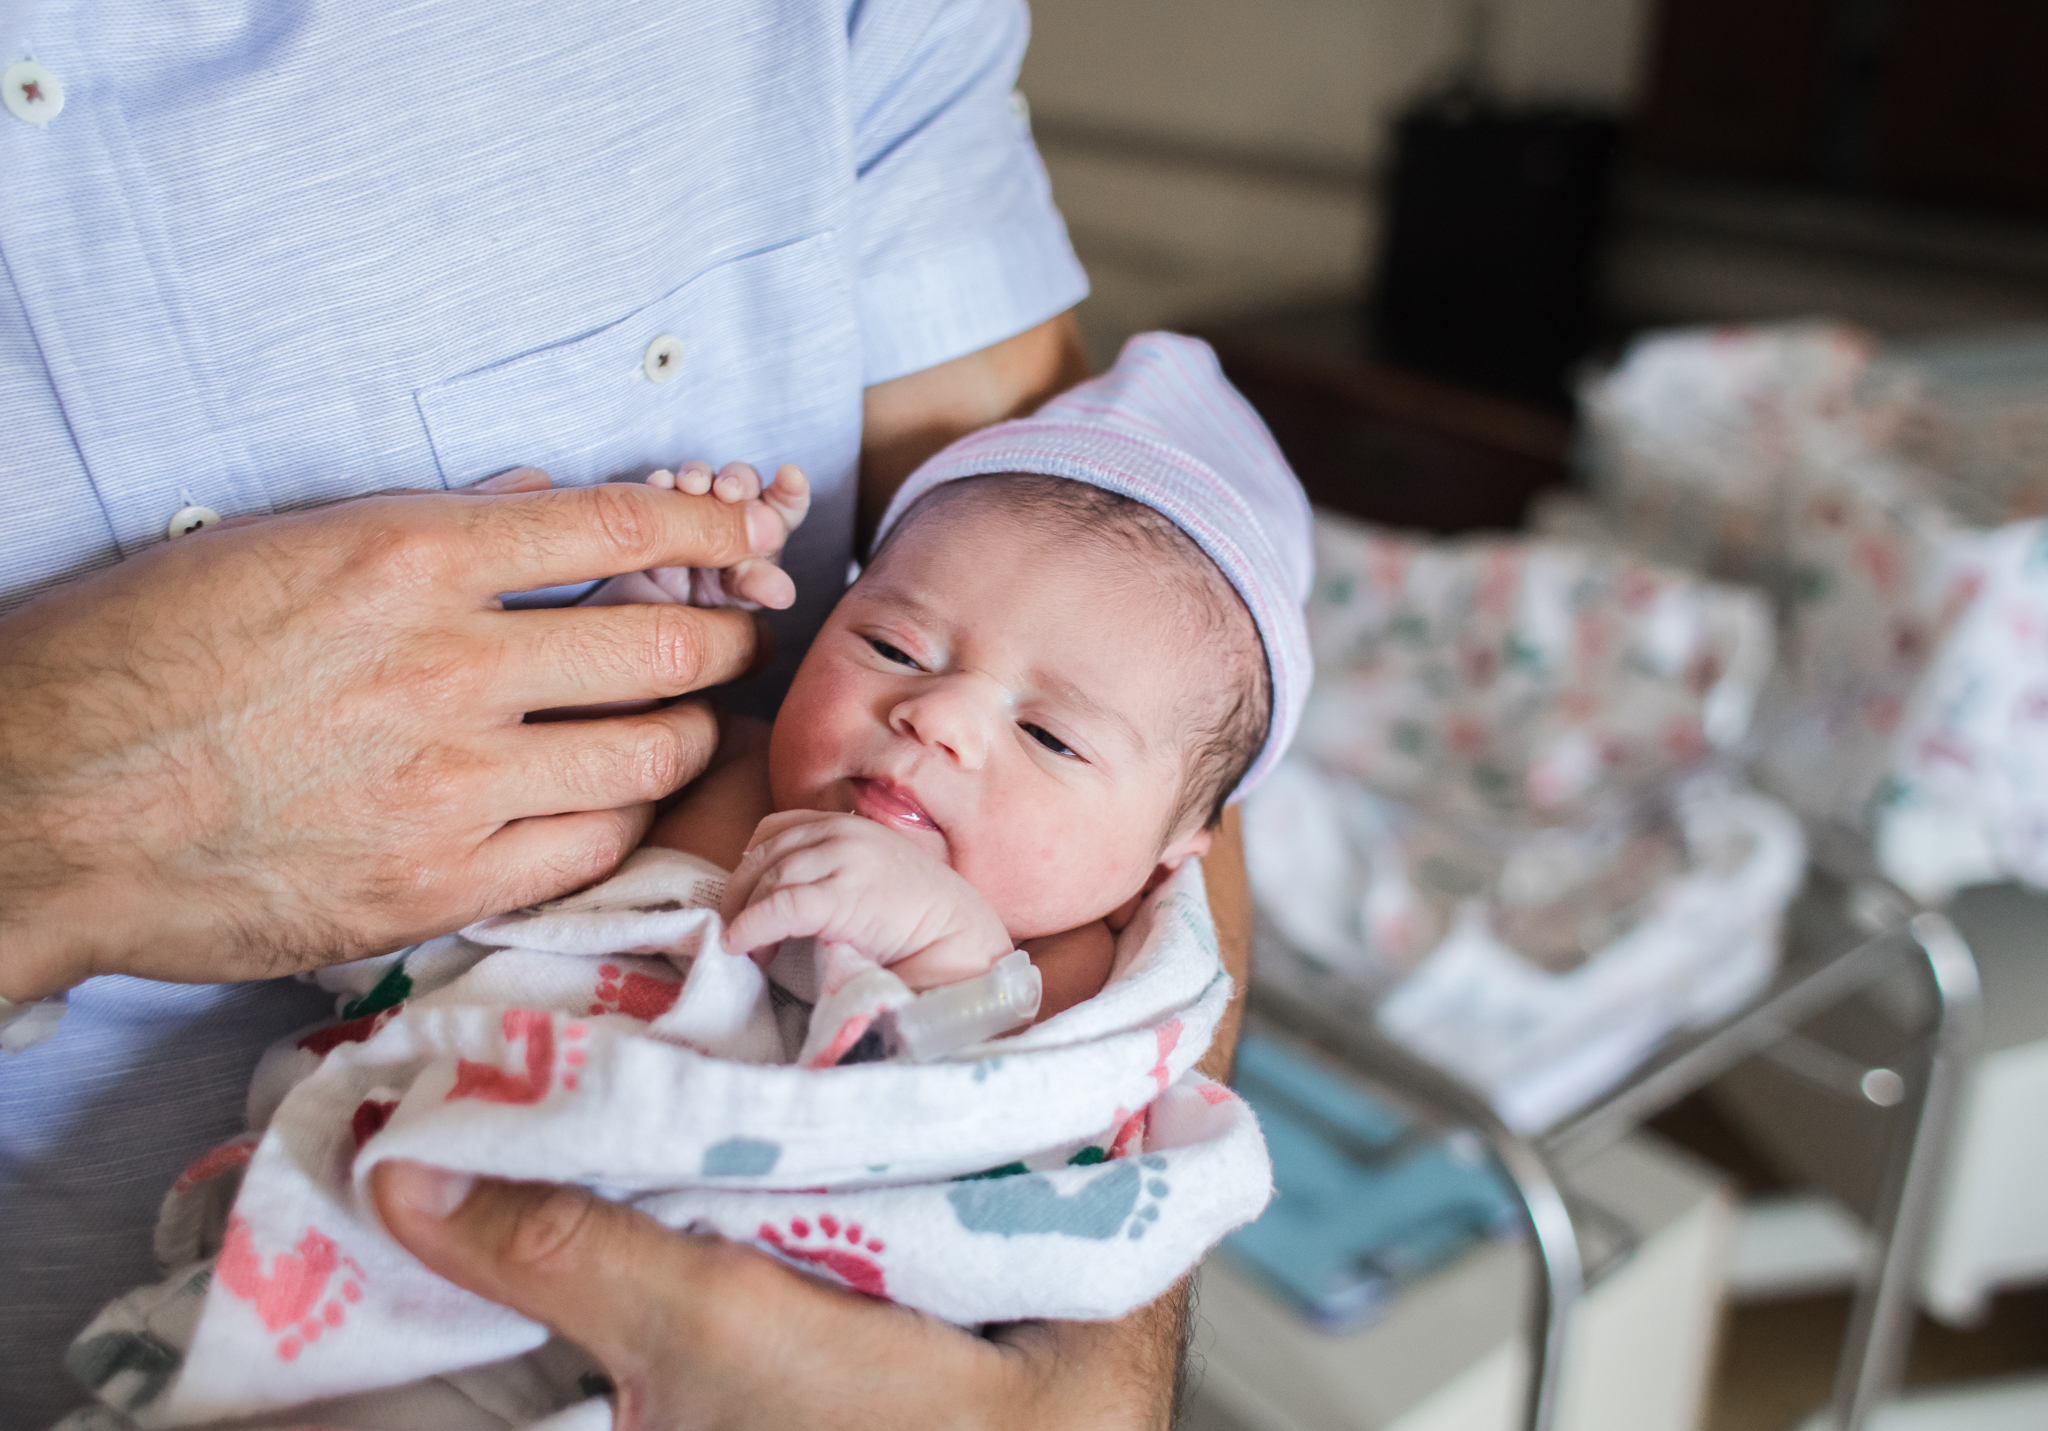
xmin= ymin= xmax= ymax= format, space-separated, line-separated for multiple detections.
xmin=878 ymin=473 xmax=1272 ymax=836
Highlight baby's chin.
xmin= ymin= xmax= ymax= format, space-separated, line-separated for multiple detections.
xmin=991 ymin=884 xmax=1151 ymax=943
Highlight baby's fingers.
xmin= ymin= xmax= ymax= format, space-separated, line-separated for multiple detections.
xmin=643 ymin=461 xmax=711 ymax=494
xmin=724 ymin=883 xmax=844 ymax=958
xmin=712 ymin=462 xmax=762 ymax=504
xmin=719 ymin=812 xmax=846 ymax=921
xmin=889 ymin=936 xmax=1010 ymax=992
xmin=763 ymin=464 xmax=811 ymax=533
xmin=720 ymin=558 xmax=795 ymax=611
xmin=672 ymin=461 xmax=716 ymax=496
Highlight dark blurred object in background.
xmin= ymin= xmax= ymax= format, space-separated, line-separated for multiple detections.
xmin=1200 ymin=0 xmax=2048 ymax=541
xmin=1372 ymin=98 xmax=1621 ymax=408
xmin=1643 ymin=0 xmax=2048 ymax=220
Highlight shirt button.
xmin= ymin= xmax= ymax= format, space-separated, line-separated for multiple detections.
xmin=166 ymin=504 xmax=221 ymax=539
xmin=3 ymin=62 xmax=64 ymax=127
xmin=643 ymin=333 xmax=683 ymax=383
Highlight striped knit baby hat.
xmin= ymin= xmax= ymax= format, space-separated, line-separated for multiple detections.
xmin=873 ymin=332 xmax=1313 ymax=800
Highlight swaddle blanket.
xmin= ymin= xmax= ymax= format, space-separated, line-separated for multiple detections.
xmin=67 ymin=849 xmax=1271 ymax=1430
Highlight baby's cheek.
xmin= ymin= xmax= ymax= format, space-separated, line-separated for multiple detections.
xmin=1055 ymin=843 xmax=1149 ymax=919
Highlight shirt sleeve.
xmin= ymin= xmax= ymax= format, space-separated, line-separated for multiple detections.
xmin=846 ymin=0 xmax=1091 ymax=386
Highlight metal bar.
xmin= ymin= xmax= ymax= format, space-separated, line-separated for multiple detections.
xmin=1244 ymin=821 xmax=1980 ymax=1431
xmin=1826 ymin=912 xmax=1982 ymax=1430
xmin=1248 ymin=985 xmax=1583 ymax=1431
xmin=1758 ymin=1030 xmax=1905 ymax=1105
xmin=1541 ymin=928 xmax=1916 ymax=1166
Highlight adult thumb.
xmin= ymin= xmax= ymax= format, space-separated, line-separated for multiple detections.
xmin=370 ymin=1160 xmax=703 ymax=1373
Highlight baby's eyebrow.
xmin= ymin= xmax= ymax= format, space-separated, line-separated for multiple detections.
xmin=856 ymin=585 xmax=942 ymax=628
xmin=1037 ymin=671 xmax=1148 ymax=755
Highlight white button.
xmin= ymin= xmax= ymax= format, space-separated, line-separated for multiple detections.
xmin=642 ymin=333 xmax=683 ymax=383
xmin=166 ymin=504 xmax=221 ymax=539
xmin=3 ymin=62 xmax=64 ymax=127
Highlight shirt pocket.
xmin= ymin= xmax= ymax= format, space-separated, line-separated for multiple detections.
xmin=415 ymin=231 xmax=860 ymax=491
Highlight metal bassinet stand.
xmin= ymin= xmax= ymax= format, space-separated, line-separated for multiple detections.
xmin=1247 ymin=822 xmax=1982 ymax=1431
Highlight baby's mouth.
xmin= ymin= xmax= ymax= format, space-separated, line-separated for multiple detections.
xmin=849 ymin=777 xmax=943 ymax=836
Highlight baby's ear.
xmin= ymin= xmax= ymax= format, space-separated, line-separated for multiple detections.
xmin=1110 ymin=827 xmax=1217 ymax=931
xmin=1155 ymin=825 xmax=1213 ymax=878
xmin=1107 ymin=828 xmax=1217 ymax=930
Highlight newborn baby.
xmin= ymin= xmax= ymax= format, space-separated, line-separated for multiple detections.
xmin=65 ymin=333 xmax=1311 ymax=1431
xmin=650 ymin=468 xmax=1271 ymax=1028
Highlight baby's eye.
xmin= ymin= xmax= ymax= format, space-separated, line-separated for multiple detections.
xmin=866 ymin=637 xmax=922 ymax=669
xmin=1021 ymin=723 xmax=1077 ymax=758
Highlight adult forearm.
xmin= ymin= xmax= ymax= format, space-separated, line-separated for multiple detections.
xmin=858 ymin=311 xmax=1090 ymax=544
xmin=1198 ymin=807 xmax=1251 ymax=1085
xmin=990 ymin=1281 xmax=1191 ymax=1431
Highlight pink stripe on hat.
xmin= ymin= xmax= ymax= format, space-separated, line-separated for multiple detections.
xmin=874 ymin=332 xmax=1314 ymax=800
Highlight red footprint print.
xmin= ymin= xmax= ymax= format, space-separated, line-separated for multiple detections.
xmin=587 ymin=964 xmax=683 ymax=1021
xmin=447 ymin=1009 xmax=556 ymax=1104
xmin=1109 ymin=1108 xmax=1146 ymax=1160
xmin=758 ymin=1216 xmax=888 ymax=1297
xmin=351 ymin=1099 xmax=399 ymax=1149
xmin=172 ymin=1136 xmax=256 ymax=1193
xmin=296 ymin=1008 xmax=396 ymax=1057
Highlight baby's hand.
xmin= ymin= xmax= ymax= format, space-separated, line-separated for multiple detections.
xmin=720 ymin=811 xmax=1012 ymax=991
xmin=589 ymin=461 xmax=810 ymax=611
xmin=645 ymin=461 xmax=809 ymax=609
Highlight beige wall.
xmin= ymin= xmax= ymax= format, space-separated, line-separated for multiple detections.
xmin=1020 ymin=0 xmax=1654 ymax=362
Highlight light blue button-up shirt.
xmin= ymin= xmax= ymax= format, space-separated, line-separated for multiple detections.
xmin=0 ymin=1 xmax=1085 ymax=1416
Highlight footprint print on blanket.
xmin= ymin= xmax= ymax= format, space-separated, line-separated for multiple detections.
xmin=446 ymin=1013 xmax=590 ymax=1103
xmin=65 ymin=1262 xmax=213 ymax=1414
xmin=215 ymin=1216 xmax=368 ymax=1361
xmin=587 ymin=964 xmax=682 ymax=1021
xmin=945 ymin=1155 xmax=1172 ymax=1241
xmin=757 ymin=1216 xmax=888 ymax=1296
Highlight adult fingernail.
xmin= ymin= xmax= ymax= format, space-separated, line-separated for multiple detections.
xmin=384 ymin=1160 xmax=477 ymax=1219
xmin=747 ymin=505 xmax=782 ymax=553
xmin=471 ymin=467 xmax=544 ymax=493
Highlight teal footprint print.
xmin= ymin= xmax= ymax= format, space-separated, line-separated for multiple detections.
xmin=946 ymin=1154 xmax=1171 ymax=1240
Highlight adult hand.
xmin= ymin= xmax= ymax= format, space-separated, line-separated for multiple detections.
xmin=0 ymin=474 xmax=784 ymax=1001
xmin=373 ymin=1163 xmax=1183 ymax=1431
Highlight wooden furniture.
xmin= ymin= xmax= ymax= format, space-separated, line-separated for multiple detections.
xmin=1196 ymin=306 xmax=1574 ymax=537
xmin=1641 ymin=0 xmax=2048 ymax=221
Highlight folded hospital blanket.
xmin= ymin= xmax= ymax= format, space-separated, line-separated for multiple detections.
xmin=1577 ymin=321 xmax=2048 ymax=899
xmin=66 ymin=849 xmax=1271 ymax=1430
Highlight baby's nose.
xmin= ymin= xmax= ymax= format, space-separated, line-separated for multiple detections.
xmin=890 ymin=674 xmax=1004 ymax=769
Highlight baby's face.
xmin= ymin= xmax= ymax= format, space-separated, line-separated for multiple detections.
xmin=769 ymin=500 xmax=1213 ymax=940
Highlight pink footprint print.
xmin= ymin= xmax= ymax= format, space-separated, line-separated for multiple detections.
xmin=216 ymin=1218 xmax=369 ymax=1361
xmin=1109 ymin=1108 xmax=1146 ymax=1160
xmin=758 ymin=1215 xmax=888 ymax=1297
xmin=1148 ymin=1020 xmax=1182 ymax=1095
